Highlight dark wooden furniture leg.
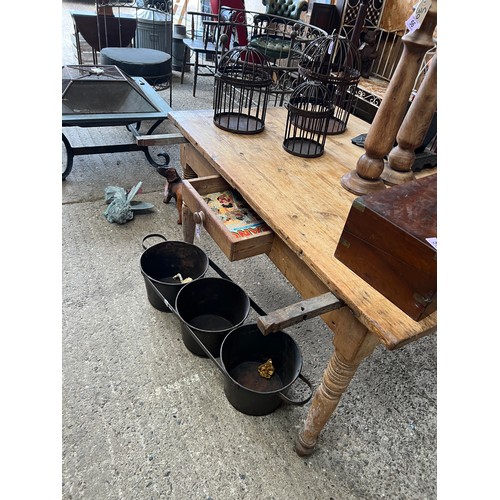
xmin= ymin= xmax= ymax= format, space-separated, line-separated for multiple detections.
xmin=295 ymin=306 xmax=379 ymax=456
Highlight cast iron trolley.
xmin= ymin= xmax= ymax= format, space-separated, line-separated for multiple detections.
xmin=62 ymin=65 xmax=185 ymax=180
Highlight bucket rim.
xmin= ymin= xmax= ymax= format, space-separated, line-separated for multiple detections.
xmin=140 ymin=238 xmax=210 ymax=280
xmin=141 ymin=238 xmax=209 ymax=255
xmin=219 ymin=324 xmax=303 ymax=396
xmin=175 ymin=276 xmax=251 ymax=334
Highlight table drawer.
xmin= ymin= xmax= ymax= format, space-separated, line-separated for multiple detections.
xmin=182 ymin=175 xmax=274 ymax=261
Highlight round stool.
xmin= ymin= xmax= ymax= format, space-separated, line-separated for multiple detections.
xmin=100 ymin=47 xmax=172 ymax=84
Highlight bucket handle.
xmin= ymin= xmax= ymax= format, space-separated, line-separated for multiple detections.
xmin=278 ymin=373 xmax=314 ymax=407
xmin=142 ymin=233 xmax=167 ymax=250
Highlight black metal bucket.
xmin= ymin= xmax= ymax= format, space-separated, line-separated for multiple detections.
xmin=140 ymin=234 xmax=209 ymax=312
xmin=143 ymin=274 xmax=314 ymax=416
xmin=219 ymin=324 xmax=313 ymax=416
xmin=175 ymin=277 xmax=250 ymax=357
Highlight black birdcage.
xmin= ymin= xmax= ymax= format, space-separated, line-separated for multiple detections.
xmin=213 ymin=46 xmax=272 ymax=134
xmin=282 ymin=80 xmax=333 ymax=158
xmin=298 ymin=34 xmax=361 ymax=135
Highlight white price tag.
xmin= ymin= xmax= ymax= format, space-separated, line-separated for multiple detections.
xmin=405 ymin=14 xmax=420 ymax=33
xmin=405 ymin=0 xmax=431 ymax=33
xmin=426 ymin=237 xmax=437 ymax=250
xmin=195 ymin=222 xmax=202 ymax=240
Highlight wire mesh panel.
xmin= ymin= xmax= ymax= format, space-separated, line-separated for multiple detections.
xmin=216 ymin=8 xmax=328 ymax=107
xmin=299 ymin=34 xmax=361 ymax=135
xmin=282 ymin=81 xmax=332 ymax=158
xmin=213 ymin=46 xmax=272 ymax=134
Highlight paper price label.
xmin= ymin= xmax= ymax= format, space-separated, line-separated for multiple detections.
xmin=195 ymin=222 xmax=202 ymax=240
xmin=405 ymin=15 xmax=420 ymax=33
xmin=426 ymin=237 xmax=437 ymax=250
xmin=405 ymin=0 xmax=431 ymax=33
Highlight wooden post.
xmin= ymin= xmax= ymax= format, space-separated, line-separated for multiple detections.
xmin=340 ymin=1 xmax=437 ymax=195
xmin=382 ymin=53 xmax=437 ymax=185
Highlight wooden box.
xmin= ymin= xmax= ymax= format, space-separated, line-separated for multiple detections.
xmin=334 ymin=174 xmax=437 ymax=321
xmin=182 ymin=175 xmax=274 ymax=261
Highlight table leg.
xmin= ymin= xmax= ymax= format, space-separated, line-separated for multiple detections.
xmin=182 ymin=203 xmax=196 ymax=243
xmin=295 ymin=306 xmax=379 ymax=456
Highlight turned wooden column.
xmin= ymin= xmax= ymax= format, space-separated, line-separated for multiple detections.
xmin=340 ymin=1 xmax=437 ymax=195
xmin=382 ymin=53 xmax=437 ymax=185
xmin=295 ymin=307 xmax=379 ymax=456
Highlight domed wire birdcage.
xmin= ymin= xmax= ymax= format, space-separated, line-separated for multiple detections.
xmin=213 ymin=46 xmax=272 ymax=134
xmin=298 ymin=34 xmax=361 ymax=135
xmin=282 ymin=80 xmax=333 ymax=158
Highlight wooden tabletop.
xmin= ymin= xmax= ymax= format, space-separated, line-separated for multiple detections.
xmin=169 ymin=107 xmax=437 ymax=350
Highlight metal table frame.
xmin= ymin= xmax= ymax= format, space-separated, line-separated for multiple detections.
xmin=62 ymin=73 xmax=172 ymax=180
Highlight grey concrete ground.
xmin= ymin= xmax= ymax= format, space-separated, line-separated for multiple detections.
xmin=61 ymin=2 xmax=437 ymax=498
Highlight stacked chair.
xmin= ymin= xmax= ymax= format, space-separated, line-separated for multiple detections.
xmin=180 ymin=0 xmax=327 ymax=105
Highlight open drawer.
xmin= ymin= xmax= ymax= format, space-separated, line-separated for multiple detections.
xmin=182 ymin=175 xmax=274 ymax=261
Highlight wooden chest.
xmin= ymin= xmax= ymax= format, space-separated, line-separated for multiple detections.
xmin=334 ymin=174 xmax=437 ymax=321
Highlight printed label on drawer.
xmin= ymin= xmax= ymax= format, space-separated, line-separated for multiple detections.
xmin=203 ymin=190 xmax=271 ymax=238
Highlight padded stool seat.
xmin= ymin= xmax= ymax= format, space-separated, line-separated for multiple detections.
xmin=100 ymin=47 xmax=172 ymax=82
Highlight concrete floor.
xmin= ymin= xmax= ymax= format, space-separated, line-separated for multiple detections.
xmin=58 ymin=2 xmax=437 ymax=498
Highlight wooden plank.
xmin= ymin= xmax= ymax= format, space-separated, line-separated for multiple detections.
xmin=185 ymin=175 xmax=227 ymax=195
xmin=256 ymin=293 xmax=344 ymax=335
xmin=134 ymin=133 xmax=187 ymax=146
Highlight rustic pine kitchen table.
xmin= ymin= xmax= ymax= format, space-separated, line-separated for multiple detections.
xmin=169 ymin=106 xmax=437 ymax=456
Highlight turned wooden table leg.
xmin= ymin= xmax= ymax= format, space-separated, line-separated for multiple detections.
xmin=340 ymin=1 xmax=438 ymax=195
xmin=382 ymin=54 xmax=437 ymax=185
xmin=295 ymin=307 xmax=379 ymax=456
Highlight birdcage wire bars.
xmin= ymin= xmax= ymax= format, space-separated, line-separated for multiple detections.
xmin=282 ymin=80 xmax=333 ymax=158
xmin=298 ymin=34 xmax=361 ymax=135
xmin=213 ymin=46 xmax=272 ymax=134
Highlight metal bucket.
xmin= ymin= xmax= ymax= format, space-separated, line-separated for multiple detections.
xmin=175 ymin=277 xmax=250 ymax=357
xmin=140 ymin=234 xmax=209 ymax=312
xmin=141 ymin=275 xmax=333 ymax=416
xmin=219 ymin=324 xmax=312 ymax=416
